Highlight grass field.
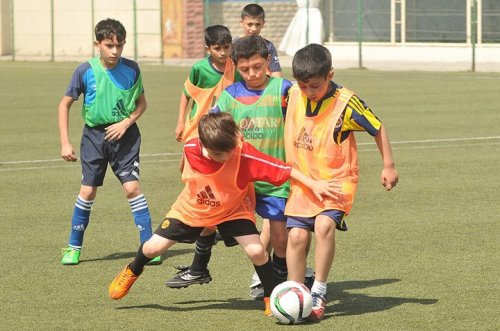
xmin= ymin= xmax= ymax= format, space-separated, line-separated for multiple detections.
xmin=1 ymin=61 xmax=499 ymax=330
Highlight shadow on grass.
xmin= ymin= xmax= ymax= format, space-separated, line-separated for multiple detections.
xmin=116 ymin=298 xmax=260 ymax=313
xmin=323 ymin=278 xmax=438 ymax=319
xmin=115 ymin=278 xmax=438 ymax=317
xmin=80 ymin=248 xmax=194 ymax=263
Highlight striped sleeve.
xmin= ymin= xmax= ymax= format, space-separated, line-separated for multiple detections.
xmin=237 ymin=142 xmax=292 ymax=188
xmin=340 ymin=95 xmax=382 ymax=137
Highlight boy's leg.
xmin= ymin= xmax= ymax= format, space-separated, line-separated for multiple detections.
xmin=269 ymin=220 xmax=288 ymax=284
xmin=165 ymin=228 xmax=215 ymax=288
xmin=235 ymin=233 xmax=275 ymax=317
xmin=123 ymin=181 xmax=160 ymax=265
xmin=249 ymin=218 xmax=271 ymax=299
xmin=109 ymin=234 xmax=175 ymax=300
xmin=286 ymin=227 xmax=309 ymax=283
xmin=308 ymin=214 xmax=337 ymax=321
xmin=61 ymin=185 xmax=97 ymax=265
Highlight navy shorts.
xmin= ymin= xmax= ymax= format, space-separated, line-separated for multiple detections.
xmin=255 ymin=194 xmax=287 ymax=221
xmin=80 ymin=123 xmax=141 ymax=186
xmin=156 ymin=217 xmax=259 ymax=247
xmin=287 ymin=209 xmax=348 ymax=232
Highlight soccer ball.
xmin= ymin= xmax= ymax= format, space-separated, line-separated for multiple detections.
xmin=270 ymin=280 xmax=313 ymax=324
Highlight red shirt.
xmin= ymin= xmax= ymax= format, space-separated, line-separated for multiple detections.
xmin=184 ymin=138 xmax=292 ymax=189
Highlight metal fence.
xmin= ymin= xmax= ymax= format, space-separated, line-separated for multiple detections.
xmin=1 ymin=0 xmax=499 ymax=71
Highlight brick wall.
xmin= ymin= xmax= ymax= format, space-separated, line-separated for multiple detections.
xmin=183 ymin=0 xmax=205 ymax=58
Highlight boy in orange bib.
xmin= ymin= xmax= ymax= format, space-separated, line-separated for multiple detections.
xmin=109 ymin=112 xmax=339 ymax=316
xmin=285 ymin=44 xmax=399 ymax=321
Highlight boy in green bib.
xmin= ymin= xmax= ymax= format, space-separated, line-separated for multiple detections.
xmin=57 ymin=18 xmax=159 ymax=265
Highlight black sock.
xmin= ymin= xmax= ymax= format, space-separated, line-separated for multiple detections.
xmin=129 ymin=244 xmax=152 ymax=275
xmin=254 ymin=257 xmax=276 ymax=297
xmin=272 ymin=253 xmax=288 ymax=284
xmin=190 ymin=232 xmax=216 ymax=272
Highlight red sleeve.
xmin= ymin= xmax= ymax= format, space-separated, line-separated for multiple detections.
xmin=237 ymin=142 xmax=292 ymax=189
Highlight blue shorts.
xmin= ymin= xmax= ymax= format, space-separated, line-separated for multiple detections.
xmin=80 ymin=123 xmax=141 ymax=187
xmin=287 ymin=209 xmax=348 ymax=231
xmin=255 ymin=194 xmax=287 ymax=222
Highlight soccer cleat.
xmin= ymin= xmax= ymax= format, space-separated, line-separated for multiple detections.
xmin=164 ymin=267 xmax=212 ymax=288
xmin=147 ymin=256 xmax=161 ymax=265
xmin=263 ymin=296 xmax=272 ymax=317
xmin=249 ymin=284 xmax=265 ymax=300
xmin=108 ymin=266 xmax=139 ymax=300
xmin=304 ymin=267 xmax=315 ymax=290
xmin=61 ymin=247 xmax=81 ymax=265
xmin=307 ymin=292 xmax=327 ymax=321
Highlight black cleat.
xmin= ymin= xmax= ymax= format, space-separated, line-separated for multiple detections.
xmin=165 ymin=267 xmax=212 ymax=288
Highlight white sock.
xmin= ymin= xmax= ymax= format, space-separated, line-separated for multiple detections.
xmin=311 ymin=280 xmax=327 ymax=296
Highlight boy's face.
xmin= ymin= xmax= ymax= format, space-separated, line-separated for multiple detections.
xmin=236 ymin=54 xmax=269 ymax=90
xmin=297 ymin=70 xmax=334 ymax=102
xmin=240 ymin=16 xmax=265 ymax=36
xmin=95 ymin=35 xmax=125 ymax=69
xmin=206 ymin=43 xmax=232 ymax=67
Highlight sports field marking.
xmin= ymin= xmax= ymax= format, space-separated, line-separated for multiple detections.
xmin=1 ymin=136 xmax=498 ymax=172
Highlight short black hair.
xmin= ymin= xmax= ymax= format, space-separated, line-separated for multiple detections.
xmin=241 ymin=3 xmax=265 ymax=19
xmin=198 ymin=112 xmax=239 ymax=153
xmin=231 ymin=35 xmax=268 ymax=65
xmin=292 ymin=44 xmax=332 ymax=81
xmin=205 ymin=25 xmax=232 ymax=47
xmin=95 ymin=18 xmax=126 ymax=43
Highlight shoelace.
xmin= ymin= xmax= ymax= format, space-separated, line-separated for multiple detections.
xmin=117 ymin=270 xmax=135 ymax=286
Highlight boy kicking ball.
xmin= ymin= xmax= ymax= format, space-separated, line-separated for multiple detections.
xmin=108 ymin=112 xmax=339 ymax=316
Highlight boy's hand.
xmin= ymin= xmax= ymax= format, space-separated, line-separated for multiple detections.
xmin=175 ymin=122 xmax=185 ymax=142
xmin=310 ymin=179 xmax=342 ymax=202
xmin=61 ymin=142 xmax=77 ymax=162
xmin=105 ymin=121 xmax=129 ymax=141
xmin=381 ymin=166 xmax=398 ymax=191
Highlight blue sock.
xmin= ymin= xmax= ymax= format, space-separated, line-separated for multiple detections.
xmin=129 ymin=194 xmax=153 ymax=244
xmin=67 ymin=196 xmax=93 ymax=249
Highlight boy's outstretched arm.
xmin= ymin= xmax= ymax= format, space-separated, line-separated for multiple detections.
xmin=289 ymin=168 xmax=342 ymax=201
xmin=58 ymin=96 xmax=77 ymax=162
xmin=175 ymin=93 xmax=190 ymax=142
xmin=374 ymin=124 xmax=399 ymax=191
xmin=105 ymin=94 xmax=147 ymax=141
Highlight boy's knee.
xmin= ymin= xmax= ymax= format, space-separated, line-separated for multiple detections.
xmin=288 ymin=229 xmax=309 ymax=246
xmin=123 ymin=181 xmax=141 ymax=198
xmin=246 ymin=246 xmax=268 ymax=265
xmin=142 ymin=241 xmax=160 ymax=258
xmin=79 ymin=186 xmax=97 ymax=200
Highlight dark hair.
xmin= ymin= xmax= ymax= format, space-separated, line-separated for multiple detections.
xmin=292 ymin=44 xmax=332 ymax=81
xmin=94 ymin=18 xmax=126 ymax=42
xmin=231 ymin=35 xmax=268 ymax=64
xmin=241 ymin=3 xmax=265 ymax=19
xmin=198 ymin=112 xmax=239 ymax=153
xmin=205 ymin=25 xmax=232 ymax=47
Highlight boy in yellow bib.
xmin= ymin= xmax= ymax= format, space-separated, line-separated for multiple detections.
xmin=285 ymin=44 xmax=399 ymax=321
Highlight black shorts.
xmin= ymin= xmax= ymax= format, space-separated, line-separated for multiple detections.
xmin=80 ymin=123 xmax=141 ymax=186
xmin=155 ymin=217 xmax=259 ymax=247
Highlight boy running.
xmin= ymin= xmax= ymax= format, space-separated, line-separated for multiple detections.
xmin=108 ymin=112 xmax=338 ymax=316
xmin=285 ymin=44 xmax=399 ymax=321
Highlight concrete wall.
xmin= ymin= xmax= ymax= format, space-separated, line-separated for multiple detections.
xmin=2 ymin=0 xmax=162 ymax=60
